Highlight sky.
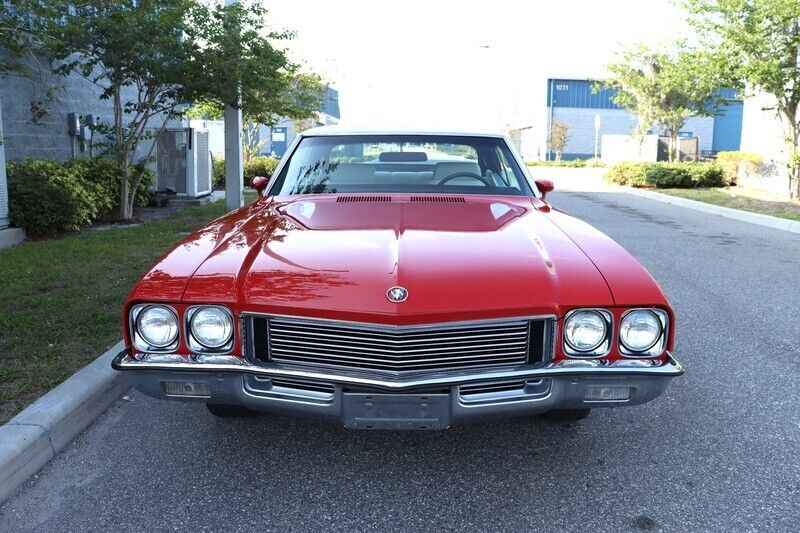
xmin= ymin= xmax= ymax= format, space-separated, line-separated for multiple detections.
xmin=263 ymin=0 xmax=692 ymax=131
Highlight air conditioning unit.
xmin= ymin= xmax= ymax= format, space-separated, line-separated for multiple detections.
xmin=155 ymin=128 xmax=212 ymax=198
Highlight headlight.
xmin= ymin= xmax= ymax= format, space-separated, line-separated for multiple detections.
xmin=620 ymin=309 xmax=666 ymax=355
xmin=134 ymin=305 xmax=179 ymax=350
xmin=188 ymin=306 xmax=233 ymax=350
xmin=564 ymin=309 xmax=610 ymax=356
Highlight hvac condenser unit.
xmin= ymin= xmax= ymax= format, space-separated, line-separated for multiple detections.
xmin=155 ymin=128 xmax=212 ymax=198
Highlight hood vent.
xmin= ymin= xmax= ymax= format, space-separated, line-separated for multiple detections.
xmin=410 ymin=195 xmax=465 ymax=203
xmin=336 ymin=195 xmax=392 ymax=203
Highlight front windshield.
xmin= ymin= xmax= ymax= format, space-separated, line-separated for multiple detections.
xmin=268 ymin=135 xmax=533 ymax=196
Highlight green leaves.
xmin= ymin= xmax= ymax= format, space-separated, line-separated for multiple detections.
xmin=605 ymin=162 xmax=725 ymax=188
xmin=604 ymin=42 xmax=728 ymax=161
xmin=6 ymin=158 xmax=153 ymax=236
xmin=686 ymin=0 xmax=800 ymax=196
xmin=548 ymin=121 xmax=569 ymax=160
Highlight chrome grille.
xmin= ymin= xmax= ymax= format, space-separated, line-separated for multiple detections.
xmin=253 ymin=316 xmax=544 ymax=372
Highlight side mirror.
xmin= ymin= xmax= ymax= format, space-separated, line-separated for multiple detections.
xmin=250 ymin=175 xmax=270 ymax=193
xmin=534 ymin=179 xmax=554 ymax=200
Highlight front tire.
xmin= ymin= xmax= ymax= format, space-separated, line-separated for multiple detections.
xmin=206 ymin=403 xmax=256 ymax=418
xmin=540 ymin=408 xmax=591 ymax=422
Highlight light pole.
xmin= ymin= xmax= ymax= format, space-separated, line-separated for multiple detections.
xmin=593 ymin=113 xmax=601 ymax=159
xmin=224 ymin=0 xmax=243 ymax=211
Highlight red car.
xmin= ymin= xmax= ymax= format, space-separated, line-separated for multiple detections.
xmin=113 ymin=128 xmax=683 ymax=429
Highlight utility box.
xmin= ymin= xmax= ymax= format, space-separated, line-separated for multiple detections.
xmin=155 ymin=128 xmax=212 ymax=197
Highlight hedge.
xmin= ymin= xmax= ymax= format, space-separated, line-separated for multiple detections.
xmin=213 ymin=156 xmax=280 ymax=188
xmin=605 ymin=162 xmax=725 ymax=189
xmin=527 ymin=158 xmax=604 ymax=168
xmin=212 ymin=156 xmax=225 ymax=188
xmin=7 ymin=157 xmax=153 ymax=237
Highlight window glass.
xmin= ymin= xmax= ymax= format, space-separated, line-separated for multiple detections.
xmin=270 ymin=135 xmax=532 ymax=196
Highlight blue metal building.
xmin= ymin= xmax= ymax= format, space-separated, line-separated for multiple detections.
xmin=545 ymin=78 xmax=743 ymax=160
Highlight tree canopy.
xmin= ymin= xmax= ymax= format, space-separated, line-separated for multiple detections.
xmin=1 ymin=0 xmax=324 ymax=218
xmin=685 ymin=0 xmax=800 ymax=197
xmin=604 ymin=42 xmax=726 ymax=161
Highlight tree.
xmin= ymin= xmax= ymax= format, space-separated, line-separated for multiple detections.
xmin=605 ymin=43 xmax=725 ymax=162
xmin=23 ymin=0 xmax=322 ymax=219
xmin=187 ymin=73 xmax=323 ymax=162
xmin=548 ymin=121 xmax=569 ymax=161
xmin=186 ymin=72 xmax=324 ymax=162
xmin=686 ymin=0 xmax=800 ymax=199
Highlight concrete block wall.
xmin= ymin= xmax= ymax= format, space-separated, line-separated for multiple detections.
xmin=551 ymin=108 xmax=637 ymax=158
xmin=0 ymin=55 xmax=140 ymax=162
xmin=551 ymin=107 xmax=715 ymax=158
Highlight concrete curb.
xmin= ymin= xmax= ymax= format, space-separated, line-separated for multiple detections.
xmin=624 ymin=188 xmax=800 ymax=234
xmin=0 ymin=341 xmax=128 ymax=503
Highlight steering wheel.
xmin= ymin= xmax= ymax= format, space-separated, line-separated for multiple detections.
xmin=437 ymin=172 xmax=492 ymax=187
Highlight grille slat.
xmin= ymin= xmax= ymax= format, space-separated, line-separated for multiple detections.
xmin=267 ymin=337 xmax=528 ymax=356
xmin=268 ymin=325 xmax=529 ymax=344
xmin=250 ymin=316 xmax=548 ymax=372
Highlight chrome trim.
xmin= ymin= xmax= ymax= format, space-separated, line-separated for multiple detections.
xmin=563 ymin=308 xmax=613 ymax=358
xmin=619 ymin=308 xmax=669 ymax=358
xmin=113 ymin=349 xmax=684 ymax=391
xmin=185 ymin=305 xmax=234 ymax=354
xmin=129 ymin=304 xmax=180 ymax=354
xmin=241 ymin=311 xmax=556 ymax=331
xmin=260 ymin=315 xmax=540 ymax=372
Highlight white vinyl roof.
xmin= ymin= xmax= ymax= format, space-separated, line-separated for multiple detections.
xmin=301 ymin=125 xmax=506 ymax=138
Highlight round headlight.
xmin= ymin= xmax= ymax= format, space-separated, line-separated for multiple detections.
xmin=189 ymin=306 xmax=233 ymax=349
xmin=136 ymin=305 xmax=178 ymax=348
xmin=564 ymin=310 xmax=608 ymax=353
xmin=620 ymin=310 xmax=663 ymax=352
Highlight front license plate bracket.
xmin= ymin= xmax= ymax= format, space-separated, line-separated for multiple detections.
xmin=342 ymin=393 xmax=450 ymax=430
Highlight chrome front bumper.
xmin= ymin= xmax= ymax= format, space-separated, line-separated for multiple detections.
xmin=112 ymin=350 xmax=683 ymax=429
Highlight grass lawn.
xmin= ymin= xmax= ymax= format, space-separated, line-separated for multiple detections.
xmin=0 ymin=194 xmax=256 ymax=423
xmin=658 ymin=187 xmax=800 ymax=222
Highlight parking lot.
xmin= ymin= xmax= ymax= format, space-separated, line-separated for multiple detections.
xmin=2 ymin=185 xmax=799 ymax=532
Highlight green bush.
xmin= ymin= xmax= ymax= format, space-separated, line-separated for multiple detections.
xmin=244 ymin=156 xmax=279 ymax=182
xmin=716 ymin=151 xmax=763 ymax=186
xmin=212 ymin=156 xmax=226 ymax=188
xmin=605 ymin=162 xmax=725 ymax=189
xmin=6 ymin=157 xmax=155 ymax=236
xmin=210 ymin=156 xmax=279 ymax=188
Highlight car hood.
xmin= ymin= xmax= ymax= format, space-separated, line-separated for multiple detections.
xmin=131 ymin=195 xmax=666 ymax=325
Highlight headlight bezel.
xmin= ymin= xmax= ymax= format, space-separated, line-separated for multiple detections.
xmin=563 ymin=308 xmax=613 ymax=358
xmin=130 ymin=304 xmax=180 ymax=353
xmin=619 ymin=308 xmax=668 ymax=357
xmin=186 ymin=305 xmax=235 ymax=353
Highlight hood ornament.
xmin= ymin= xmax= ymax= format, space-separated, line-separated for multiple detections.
xmin=386 ymin=286 xmax=408 ymax=303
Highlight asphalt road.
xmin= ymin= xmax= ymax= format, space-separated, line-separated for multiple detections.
xmin=3 ymin=188 xmax=800 ymax=532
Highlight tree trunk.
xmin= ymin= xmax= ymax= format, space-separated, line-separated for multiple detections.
xmin=669 ymin=127 xmax=679 ymax=163
xmin=779 ymin=103 xmax=800 ymax=200
xmin=119 ymin=172 xmax=129 ymax=220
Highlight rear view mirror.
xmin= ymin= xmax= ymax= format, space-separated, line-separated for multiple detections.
xmin=534 ymin=179 xmax=555 ymax=199
xmin=250 ymin=175 xmax=270 ymax=193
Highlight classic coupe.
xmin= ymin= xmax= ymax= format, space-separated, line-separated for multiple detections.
xmin=113 ymin=127 xmax=683 ymax=429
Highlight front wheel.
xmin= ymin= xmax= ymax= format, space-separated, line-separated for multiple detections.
xmin=206 ymin=403 xmax=256 ymax=418
xmin=539 ymin=408 xmax=591 ymax=422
